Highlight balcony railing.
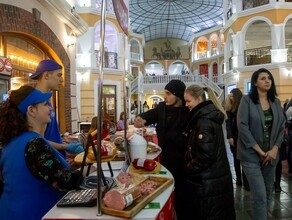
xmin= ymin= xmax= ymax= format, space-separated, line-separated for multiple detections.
xmin=211 ymin=48 xmax=218 ymax=56
xmin=242 ymin=0 xmax=269 ymax=10
xmin=95 ymin=0 xmax=114 ymax=12
xmin=229 ymin=57 xmax=233 ymax=70
xmin=197 ymin=50 xmax=208 ymax=59
xmin=287 ymin=45 xmax=292 ymax=62
xmin=130 ymin=52 xmax=140 ymax=61
xmin=130 ymin=74 xmax=224 ymax=102
xmin=244 ymin=46 xmax=271 ymax=66
xmin=95 ymin=50 xmax=118 ymax=69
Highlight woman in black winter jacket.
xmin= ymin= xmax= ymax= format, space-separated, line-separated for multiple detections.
xmin=176 ymin=84 xmax=235 ymax=220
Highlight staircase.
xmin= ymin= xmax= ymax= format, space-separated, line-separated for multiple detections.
xmin=130 ymin=74 xmax=224 ymax=103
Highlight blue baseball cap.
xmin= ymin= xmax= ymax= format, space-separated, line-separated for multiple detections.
xmin=30 ymin=60 xmax=62 ymax=79
xmin=17 ymin=89 xmax=52 ymax=114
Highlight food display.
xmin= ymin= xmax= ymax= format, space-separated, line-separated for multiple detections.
xmin=102 ymin=172 xmax=173 ymax=218
xmin=74 ymin=140 xmax=118 ymax=164
xmin=87 ymin=140 xmax=117 ymax=160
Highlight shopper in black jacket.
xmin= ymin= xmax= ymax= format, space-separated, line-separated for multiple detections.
xmin=134 ymin=79 xmax=190 ymax=218
xmin=177 ymin=84 xmax=235 ymax=220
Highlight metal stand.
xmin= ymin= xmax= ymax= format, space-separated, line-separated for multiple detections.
xmin=78 ymin=135 xmax=107 ymax=187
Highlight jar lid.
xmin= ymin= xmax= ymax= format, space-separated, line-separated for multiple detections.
xmin=128 ymin=134 xmax=147 ymax=145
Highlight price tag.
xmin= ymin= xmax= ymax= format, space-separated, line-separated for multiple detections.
xmin=144 ymin=202 xmax=161 ymax=209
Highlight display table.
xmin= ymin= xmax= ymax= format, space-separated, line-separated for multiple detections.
xmin=42 ymin=146 xmax=175 ymax=220
xmin=42 ymin=165 xmax=175 ymax=220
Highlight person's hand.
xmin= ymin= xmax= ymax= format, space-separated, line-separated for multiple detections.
xmin=262 ymin=145 xmax=278 ymax=166
xmin=66 ymin=141 xmax=84 ymax=155
xmin=228 ymin=138 xmax=234 ymax=146
xmin=134 ymin=116 xmax=146 ymax=128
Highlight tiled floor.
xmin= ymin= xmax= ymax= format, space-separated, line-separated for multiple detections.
xmin=231 ymin=160 xmax=292 ymax=220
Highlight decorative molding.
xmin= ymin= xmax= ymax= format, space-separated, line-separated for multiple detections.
xmin=37 ymin=0 xmax=88 ymax=37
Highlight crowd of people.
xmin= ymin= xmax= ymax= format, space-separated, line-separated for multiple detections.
xmin=0 ymin=65 xmax=291 ymax=220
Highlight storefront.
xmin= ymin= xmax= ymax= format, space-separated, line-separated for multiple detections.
xmin=0 ymin=2 xmax=83 ymax=133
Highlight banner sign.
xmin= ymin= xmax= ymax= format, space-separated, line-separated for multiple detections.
xmin=112 ymin=0 xmax=128 ymax=35
xmin=0 ymin=57 xmax=12 ymax=76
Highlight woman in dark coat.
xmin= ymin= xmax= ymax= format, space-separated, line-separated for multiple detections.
xmin=226 ymin=88 xmax=249 ymax=190
xmin=177 ymin=84 xmax=235 ymax=220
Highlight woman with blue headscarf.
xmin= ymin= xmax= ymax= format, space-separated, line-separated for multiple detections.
xmin=0 ymin=85 xmax=81 ymax=220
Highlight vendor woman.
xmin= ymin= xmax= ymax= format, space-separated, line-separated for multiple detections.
xmin=0 ymin=85 xmax=80 ymax=220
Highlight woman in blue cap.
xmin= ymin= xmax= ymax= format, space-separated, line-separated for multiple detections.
xmin=0 ymin=85 xmax=81 ymax=220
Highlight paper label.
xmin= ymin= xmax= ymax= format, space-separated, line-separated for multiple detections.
xmin=137 ymin=158 xmax=146 ymax=167
xmin=124 ymin=193 xmax=134 ymax=207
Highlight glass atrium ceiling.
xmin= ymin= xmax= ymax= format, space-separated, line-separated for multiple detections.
xmin=129 ymin=0 xmax=224 ymax=42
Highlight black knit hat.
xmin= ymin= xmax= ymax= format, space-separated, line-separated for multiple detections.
xmin=164 ymin=79 xmax=186 ymax=101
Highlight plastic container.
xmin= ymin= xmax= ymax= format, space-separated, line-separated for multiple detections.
xmin=128 ymin=134 xmax=147 ymax=161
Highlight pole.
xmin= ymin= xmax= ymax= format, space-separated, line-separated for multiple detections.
xmin=96 ymin=0 xmax=106 ymax=216
xmin=122 ymin=33 xmax=131 ymax=163
xmin=123 ymin=33 xmax=127 ymax=138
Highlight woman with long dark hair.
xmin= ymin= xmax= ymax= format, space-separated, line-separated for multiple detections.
xmin=237 ymin=68 xmax=285 ymax=219
xmin=226 ymin=88 xmax=249 ymax=190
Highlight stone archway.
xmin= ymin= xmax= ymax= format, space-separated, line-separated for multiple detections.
xmin=0 ymin=3 xmax=72 ymax=132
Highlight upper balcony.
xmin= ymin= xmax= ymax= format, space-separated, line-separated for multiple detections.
xmin=130 ymin=74 xmax=224 ymax=102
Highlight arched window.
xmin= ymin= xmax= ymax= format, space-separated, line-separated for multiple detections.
xmin=130 ymin=38 xmax=141 ymax=61
xmin=168 ymin=61 xmax=189 ymax=75
xmin=210 ymin=33 xmax=218 ymax=56
xmin=145 ymin=61 xmax=164 ymax=76
xmin=196 ymin=37 xmax=208 ymax=59
xmin=94 ymin=22 xmax=118 ymax=68
xmin=1 ymin=33 xmax=50 ymax=90
xmin=244 ymin=20 xmax=271 ymax=66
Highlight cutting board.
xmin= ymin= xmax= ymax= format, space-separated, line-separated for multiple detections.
xmin=101 ymin=176 xmax=173 ymax=218
xmin=74 ymin=152 xmax=116 ymax=164
xmin=129 ymin=161 xmax=162 ymax=174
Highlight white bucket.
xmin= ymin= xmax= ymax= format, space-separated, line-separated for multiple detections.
xmin=128 ymin=134 xmax=147 ymax=160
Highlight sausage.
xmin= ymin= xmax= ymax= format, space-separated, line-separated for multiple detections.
xmin=103 ymin=187 xmax=141 ymax=210
xmin=132 ymin=158 xmax=157 ymax=171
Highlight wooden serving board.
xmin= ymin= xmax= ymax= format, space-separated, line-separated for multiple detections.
xmin=74 ymin=152 xmax=116 ymax=164
xmin=129 ymin=161 xmax=162 ymax=174
xmin=101 ymin=176 xmax=173 ymax=218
